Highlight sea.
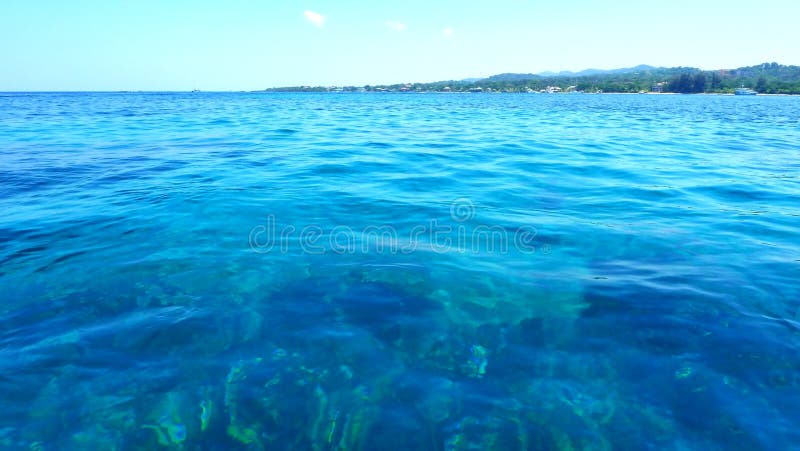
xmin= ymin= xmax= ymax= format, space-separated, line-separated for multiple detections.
xmin=1 ymin=92 xmax=799 ymax=450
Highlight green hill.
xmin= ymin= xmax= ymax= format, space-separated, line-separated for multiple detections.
xmin=265 ymin=63 xmax=800 ymax=94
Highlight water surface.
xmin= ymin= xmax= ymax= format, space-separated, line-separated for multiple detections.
xmin=1 ymin=92 xmax=799 ymax=449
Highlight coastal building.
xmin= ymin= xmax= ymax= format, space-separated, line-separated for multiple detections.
xmin=651 ymin=82 xmax=666 ymax=93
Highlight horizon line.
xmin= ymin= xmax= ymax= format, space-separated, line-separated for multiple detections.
xmin=2 ymin=61 xmax=796 ymax=92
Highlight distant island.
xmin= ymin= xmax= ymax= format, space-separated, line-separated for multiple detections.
xmin=264 ymin=62 xmax=800 ymax=94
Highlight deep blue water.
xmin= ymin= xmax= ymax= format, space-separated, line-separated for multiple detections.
xmin=1 ymin=92 xmax=799 ymax=449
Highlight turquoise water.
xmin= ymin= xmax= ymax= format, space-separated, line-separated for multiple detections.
xmin=1 ymin=92 xmax=799 ymax=449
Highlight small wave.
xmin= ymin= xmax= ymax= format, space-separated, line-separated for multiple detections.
xmin=364 ymin=141 xmax=394 ymax=148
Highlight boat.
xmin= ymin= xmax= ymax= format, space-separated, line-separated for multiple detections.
xmin=734 ymin=86 xmax=757 ymax=95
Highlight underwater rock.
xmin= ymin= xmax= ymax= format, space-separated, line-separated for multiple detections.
xmin=414 ymin=376 xmax=459 ymax=423
xmin=140 ymin=390 xmax=194 ymax=447
xmin=443 ymin=415 xmax=528 ymax=450
xmin=358 ymin=263 xmax=431 ymax=295
xmin=428 ymin=262 xmax=589 ymax=328
xmin=328 ymin=281 xmax=446 ymax=352
xmin=362 ymin=404 xmax=436 ymax=449
xmin=463 ymin=345 xmax=488 ymax=378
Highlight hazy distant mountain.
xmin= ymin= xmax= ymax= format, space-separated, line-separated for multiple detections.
xmin=480 ymin=73 xmax=539 ymax=82
xmin=484 ymin=64 xmax=660 ymax=82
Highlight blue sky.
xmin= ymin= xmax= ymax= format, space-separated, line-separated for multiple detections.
xmin=1 ymin=0 xmax=798 ymax=91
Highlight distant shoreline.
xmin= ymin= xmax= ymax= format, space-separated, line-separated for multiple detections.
xmin=255 ymin=91 xmax=800 ymax=97
xmin=263 ymin=62 xmax=800 ymax=95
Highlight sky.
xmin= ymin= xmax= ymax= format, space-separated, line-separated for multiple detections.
xmin=1 ymin=0 xmax=798 ymax=91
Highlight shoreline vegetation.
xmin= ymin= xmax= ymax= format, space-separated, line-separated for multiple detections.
xmin=263 ymin=62 xmax=800 ymax=95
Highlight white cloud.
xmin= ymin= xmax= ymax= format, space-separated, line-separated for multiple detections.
xmin=304 ymin=10 xmax=326 ymax=27
xmin=442 ymin=27 xmax=454 ymax=37
xmin=386 ymin=20 xmax=407 ymax=32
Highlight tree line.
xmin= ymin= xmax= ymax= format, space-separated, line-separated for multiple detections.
xmin=264 ymin=63 xmax=800 ymax=94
